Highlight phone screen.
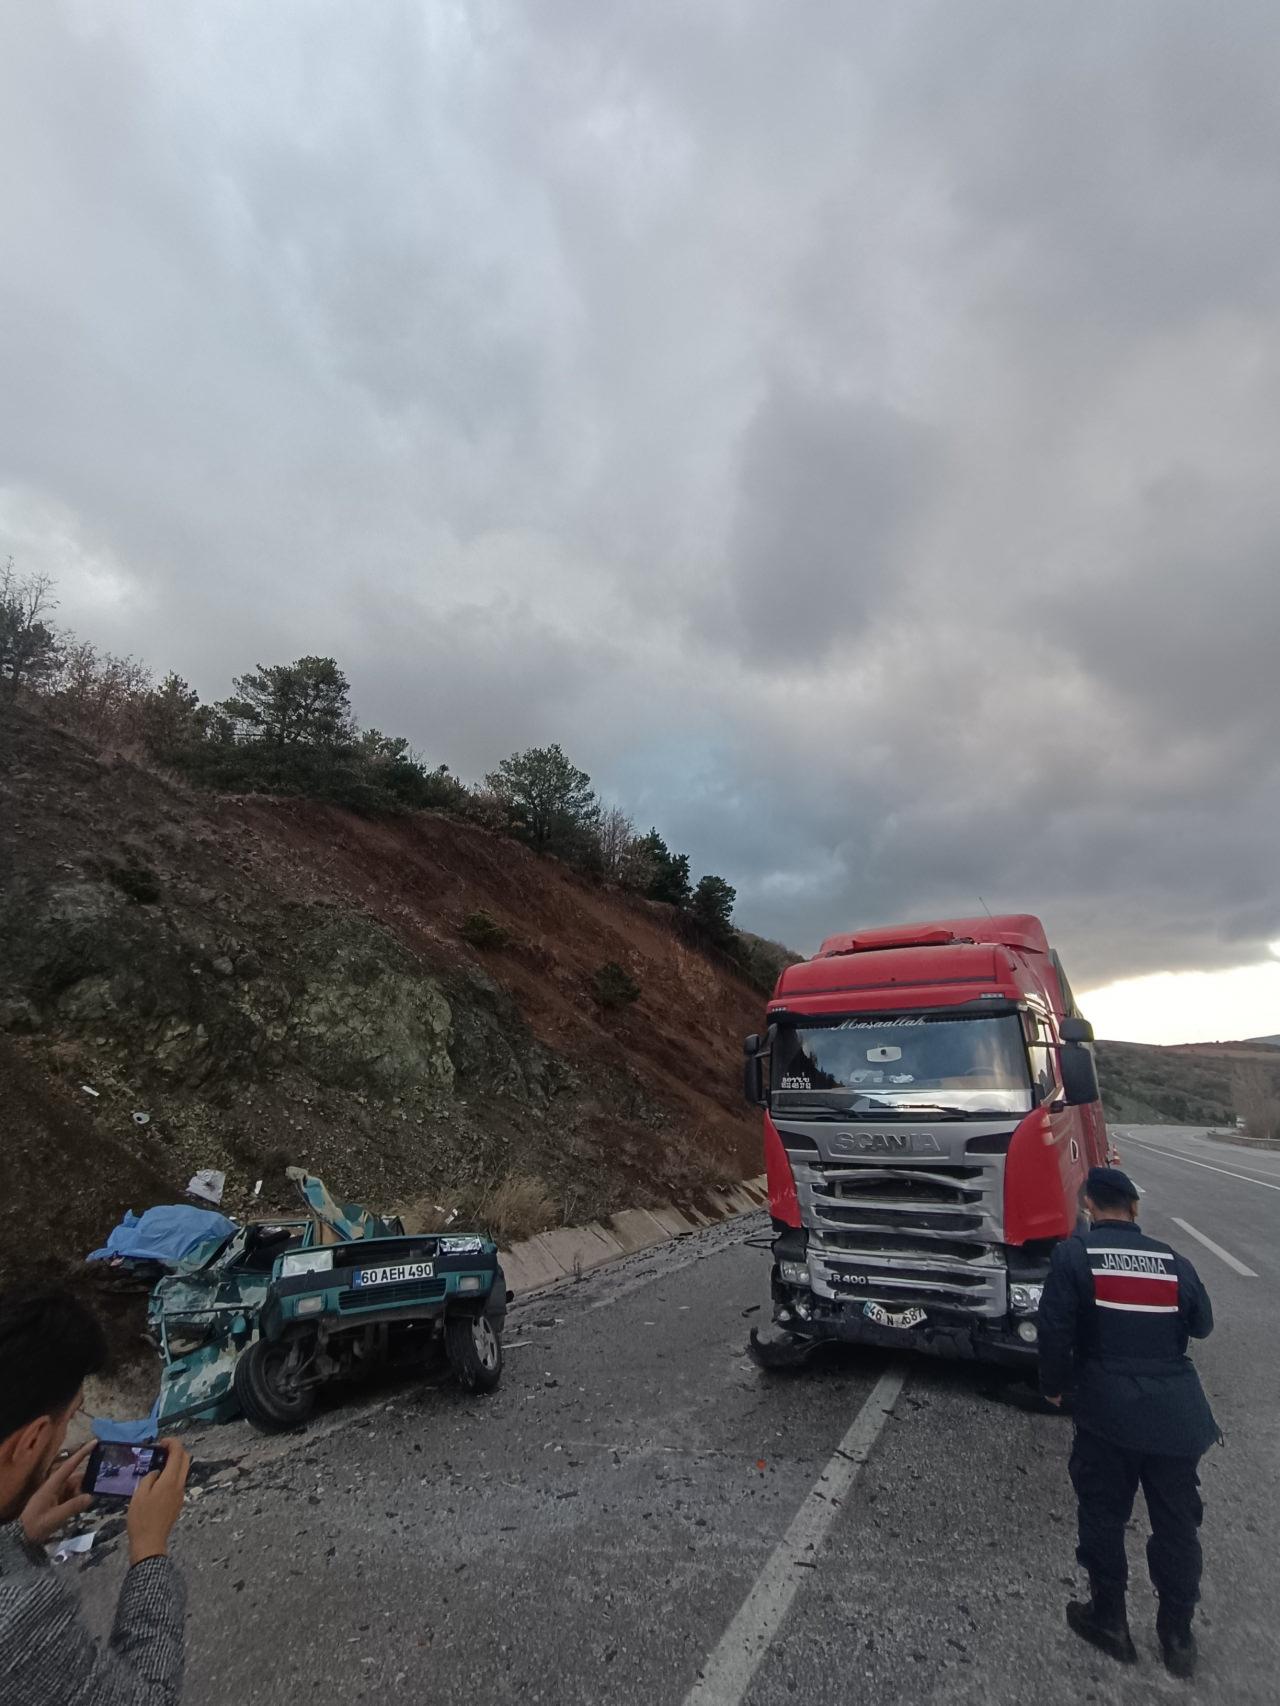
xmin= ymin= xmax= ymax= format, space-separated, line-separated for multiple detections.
xmin=86 ymin=1442 xmax=166 ymax=1500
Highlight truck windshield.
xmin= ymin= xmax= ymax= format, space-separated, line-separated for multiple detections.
xmin=771 ymin=1013 xmax=1032 ymax=1116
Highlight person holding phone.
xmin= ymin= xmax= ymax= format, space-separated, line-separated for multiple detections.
xmin=0 ymin=1291 xmax=192 ymax=1704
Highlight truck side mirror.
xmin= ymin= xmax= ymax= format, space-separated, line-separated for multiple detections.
xmin=1060 ymin=1016 xmax=1095 ymax=1044
xmin=1061 ymin=1043 xmax=1100 ymax=1106
xmin=743 ymin=1034 xmax=764 ymax=1107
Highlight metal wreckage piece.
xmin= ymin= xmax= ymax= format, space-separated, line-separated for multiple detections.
xmin=147 ymin=1169 xmax=509 ymax=1431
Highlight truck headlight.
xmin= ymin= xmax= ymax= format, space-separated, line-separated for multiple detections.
xmin=1010 ymin=1283 xmax=1043 ymax=1315
xmin=280 ymin=1249 xmax=334 ymax=1278
xmin=779 ymin=1260 xmax=809 ymax=1287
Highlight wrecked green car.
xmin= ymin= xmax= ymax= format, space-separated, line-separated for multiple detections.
xmin=149 ymin=1170 xmax=508 ymax=1432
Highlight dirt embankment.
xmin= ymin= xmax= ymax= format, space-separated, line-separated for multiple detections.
xmin=0 ymin=705 xmax=764 ymax=1304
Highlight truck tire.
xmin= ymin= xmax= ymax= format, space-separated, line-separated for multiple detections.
xmin=444 ymin=1312 xmax=503 ymax=1393
xmin=233 ymin=1336 xmax=316 ymax=1431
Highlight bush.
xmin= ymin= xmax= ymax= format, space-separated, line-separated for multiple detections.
xmin=460 ymin=910 xmax=511 ymax=950
xmin=478 ymin=1172 xmax=558 ymax=1244
xmin=733 ymin=931 xmax=802 ymax=996
xmin=593 ymin=961 xmax=641 ymax=1010
xmin=401 ymin=1173 xmax=557 ymax=1245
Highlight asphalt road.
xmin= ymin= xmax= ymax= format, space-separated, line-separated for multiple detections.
xmin=74 ymin=1126 xmax=1278 ymax=1705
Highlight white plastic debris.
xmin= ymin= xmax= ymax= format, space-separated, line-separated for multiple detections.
xmin=50 ymin=1531 xmax=96 ymax=1563
xmin=253 ymin=1179 xmax=263 ymax=1197
xmin=132 ymin=1111 xmax=150 ymax=1126
xmin=80 ymin=1085 xmax=100 ymax=1098
xmin=186 ymin=1169 xmax=226 ymax=1206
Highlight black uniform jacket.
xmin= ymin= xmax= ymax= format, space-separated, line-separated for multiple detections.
xmin=1037 ymin=1219 xmax=1219 ymax=1457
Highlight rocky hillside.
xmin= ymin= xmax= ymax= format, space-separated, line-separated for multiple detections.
xmin=0 ymin=705 xmax=764 ymax=1290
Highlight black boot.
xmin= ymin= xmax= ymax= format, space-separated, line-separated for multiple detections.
xmin=1157 ymin=1603 xmax=1198 ymax=1680
xmin=1066 ymin=1584 xmax=1138 ymax=1664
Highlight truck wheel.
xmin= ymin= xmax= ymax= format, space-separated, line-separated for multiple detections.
xmin=233 ymin=1336 xmax=316 ymax=1431
xmin=444 ymin=1313 xmax=503 ymax=1393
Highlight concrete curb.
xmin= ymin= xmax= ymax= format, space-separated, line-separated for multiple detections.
xmin=500 ymin=1175 xmax=768 ymax=1297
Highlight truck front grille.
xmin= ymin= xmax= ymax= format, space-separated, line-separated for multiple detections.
xmin=792 ymin=1153 xmax=1009 ymax=1317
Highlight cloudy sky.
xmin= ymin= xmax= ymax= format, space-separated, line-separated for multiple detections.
xmin=4 ymin=1 xmax=1279 ymax=1042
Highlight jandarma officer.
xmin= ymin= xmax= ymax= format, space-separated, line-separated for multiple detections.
xmin=1037 ymin=1166 xmax=1218 ymax=1678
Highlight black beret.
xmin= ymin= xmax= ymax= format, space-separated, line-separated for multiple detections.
xmin=1086 ymin=1165 xmax=1140 ymax=1201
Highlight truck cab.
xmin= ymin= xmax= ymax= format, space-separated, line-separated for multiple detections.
xmin=744 ymin=915 xmax=1108 ymax=1367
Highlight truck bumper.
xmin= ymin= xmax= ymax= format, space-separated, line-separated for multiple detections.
xmin=759 ymin=1298 xmax=1038 ymax=1370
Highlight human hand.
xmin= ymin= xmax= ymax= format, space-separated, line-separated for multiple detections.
xmin=126 ymin=1440 xmax=191 ymax=1565
xmin=20 ymin=1444 xmax=94 ymax=1545
xmin=1044 ymin=1394 xmax=1063 ymax=1407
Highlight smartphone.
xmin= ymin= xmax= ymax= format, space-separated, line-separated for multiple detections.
xmin=83 ymin=1442 xmax=168 ymax=1501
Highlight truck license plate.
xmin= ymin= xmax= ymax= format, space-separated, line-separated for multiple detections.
xmin=353 ymin=1261 xmax=435 ymax=1288
xmin=864 ymin=1301 xmax=927 ymax=1329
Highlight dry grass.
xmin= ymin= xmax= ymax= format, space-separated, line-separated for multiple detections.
xmin=398 ymin=1197 xmax=458 ymax=1234
xmin=478 ymin=1172 xmax=558 ymax=1244
xmin=398 ymin=1170 xmax=558 ymax=1245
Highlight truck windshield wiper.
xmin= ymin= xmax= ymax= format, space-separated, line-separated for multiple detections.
xmin=773 ymin=1098 xmax=1017 ymax=1120
xmin=848 ymin=1100 xmax=965 ymax=1119
xmin=770 ymin=1105 xmax=846 ymax=1119
xmin=773 ymin=1100 xmax=966 ymax=1120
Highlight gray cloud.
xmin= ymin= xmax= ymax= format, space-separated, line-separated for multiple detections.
xmin=718 ymin=380 xmax=939 ymax=662
xmin=3 ymin=1 xmax=1280 ymax=998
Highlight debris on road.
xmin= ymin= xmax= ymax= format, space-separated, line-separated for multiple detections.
xmin=80 ymin=1084 xmax=99 ymax=1098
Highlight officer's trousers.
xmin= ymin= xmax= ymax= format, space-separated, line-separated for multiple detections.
xmin=1069 ymin=1428 xmax=1204 ymax=1608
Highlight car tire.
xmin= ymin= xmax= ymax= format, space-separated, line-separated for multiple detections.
xmin=444 ymin=1312 xmax=503 ymax=1393
xmin=233 ymin=1336 xmax=316 ymax=1431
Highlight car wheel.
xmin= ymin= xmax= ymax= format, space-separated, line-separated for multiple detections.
xmin=233 ymin=1336 xmax=316 ymax=1432
xmin=444 ymin=1312 xmax=503 ymax=1393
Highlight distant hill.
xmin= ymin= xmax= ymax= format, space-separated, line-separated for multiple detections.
xmin=1096 ymin=1038 xmax=1280 ymax=1125
xmin=1246 ymin=1034 xmax=1280 ymax=1049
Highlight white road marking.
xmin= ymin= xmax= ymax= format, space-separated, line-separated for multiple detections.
xmin=1170 ymin=1217 xmax=1259 ymax=1278
xmin=1122 ymin=1137 xmax=1280 ymax=1193
xmin=682 ymin=1365 xmax=905 ymax=1706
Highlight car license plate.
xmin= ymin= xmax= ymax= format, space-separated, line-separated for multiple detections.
xmin=352 ymin=1261 xmax=434 ymax=1288
xmin=864 ymin=1301 xmax=927 ymax=1329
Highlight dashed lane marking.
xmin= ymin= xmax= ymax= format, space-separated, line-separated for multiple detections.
xmin=1170 ymin=1217 xmax=1259 ymax=1278
xmin=681 ymin=1364 xmax=906 ymax=1706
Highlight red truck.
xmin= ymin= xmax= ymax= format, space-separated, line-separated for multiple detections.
xmin=744 ymin=914 xmax=1110 ymax=1368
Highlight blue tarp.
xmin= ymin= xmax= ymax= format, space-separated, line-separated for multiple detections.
xmin=87 ymin=1204 xmax=236 ymax=1267
xmin=92 ymin=1401 xmax=160 ymax=1443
